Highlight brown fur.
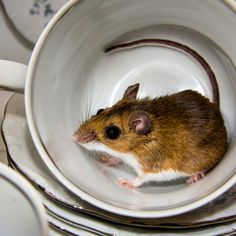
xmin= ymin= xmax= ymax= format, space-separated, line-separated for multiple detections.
xmin=76 ymin=89 xmax=227 ymax=175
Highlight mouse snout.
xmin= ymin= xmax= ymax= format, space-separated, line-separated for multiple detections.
xmin=72 ymin=130 xmax=96 ymax=144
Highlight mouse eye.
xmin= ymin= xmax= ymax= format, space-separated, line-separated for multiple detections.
xmin=96 ymin=109 xmax=104 ymax=115
xmin=105 ymin=125 xmax=121 ymax=140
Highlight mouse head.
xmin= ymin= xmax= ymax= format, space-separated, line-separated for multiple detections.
xmin=72 ymin=84 xmax=153 ymax=155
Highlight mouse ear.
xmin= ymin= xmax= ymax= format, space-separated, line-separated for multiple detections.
xmin=130 ymin=112 xmax=151 ymax=135
xmin=122 ymin=83 xmax=139 ymax=100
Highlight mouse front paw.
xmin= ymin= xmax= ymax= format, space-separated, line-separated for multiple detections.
xmin=99 ymin=154 xmax=121 ymax=166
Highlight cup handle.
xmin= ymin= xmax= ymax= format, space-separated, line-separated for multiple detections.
xmin=0 ymin=59 xmax=27 ymax=93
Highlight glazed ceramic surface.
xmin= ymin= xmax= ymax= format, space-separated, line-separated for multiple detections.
xmin=0 ymin=162 xmax=48 ymax=236
xmin=2 ymin=0 xmax=236 ymax=218
xmin=2 ymin=0 xmax=67 ymax=43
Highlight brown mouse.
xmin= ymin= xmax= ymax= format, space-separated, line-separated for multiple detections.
xmin=73 ymin=84 xmax=227 ymax=188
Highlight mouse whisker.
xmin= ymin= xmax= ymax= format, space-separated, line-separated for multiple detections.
xmin=70 ymin=86 xmax=84 ymax=125
xmin=86 ymin=72 xmax=107 ymax=119
xmin=83 ymin=78 xmax=93 ymax=121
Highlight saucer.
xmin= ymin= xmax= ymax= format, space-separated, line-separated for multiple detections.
xmin=29 ymin=188 xmax=236 ymax=236
xmin=2 ymin=0 xmax=67 ymax=43
xmin=7 ymin=159 xmax=236 ymax=235
xmin=8 ymin=155 xmax=236 ymax=235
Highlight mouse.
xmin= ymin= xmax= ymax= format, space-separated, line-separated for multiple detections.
xmin=72 ymin=83 xmax=227 ymax=188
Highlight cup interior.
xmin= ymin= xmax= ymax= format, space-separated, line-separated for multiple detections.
xmin=29 ymin=0 xmax=236 ymax=217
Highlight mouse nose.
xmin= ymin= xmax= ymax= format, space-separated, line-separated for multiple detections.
xmin=72 ymin=130 xmax=96 ymax=144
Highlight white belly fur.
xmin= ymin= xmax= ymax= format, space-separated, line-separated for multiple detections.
xmin=79 ymin=141 xmax=190 ymax=182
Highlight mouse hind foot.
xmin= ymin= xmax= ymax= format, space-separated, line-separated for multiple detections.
xmin=186 ymin=172 xmax=205 ymax=185
xmin=117 ymin=177 xmax=143 ymax=189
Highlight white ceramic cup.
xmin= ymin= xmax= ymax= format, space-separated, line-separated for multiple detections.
xmin=1 ymin=0 xmax=236 ymax=218
xmin=0 ymin=163 xmax=48 ymax=236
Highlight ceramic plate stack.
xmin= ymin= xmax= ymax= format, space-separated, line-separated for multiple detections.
xmin=2 ymin=93 xmax=236 ymax=235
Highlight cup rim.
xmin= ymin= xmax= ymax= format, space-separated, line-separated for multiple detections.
xmin=25 ymin=0 xmax=236 ymax=218
xmin=0 ymin=163 xmax=48 ymax=235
